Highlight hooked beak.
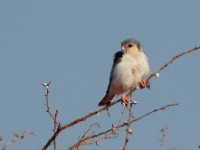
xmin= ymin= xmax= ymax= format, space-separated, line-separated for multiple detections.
xmin=121 ymin=46 xmax=127 ymax=53
xmin=121 ymin=46 xmax=125 ymax=51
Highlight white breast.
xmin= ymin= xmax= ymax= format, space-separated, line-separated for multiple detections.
xmin=109 ymin=52 xmax=149 ymax=95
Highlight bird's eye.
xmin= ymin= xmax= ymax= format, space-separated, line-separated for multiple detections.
xmin=127 ymin=44 xmax=133 ymax=48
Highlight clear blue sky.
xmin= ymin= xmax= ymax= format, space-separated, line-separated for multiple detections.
xmin=0 ymin=1 xmax=200 ymax=150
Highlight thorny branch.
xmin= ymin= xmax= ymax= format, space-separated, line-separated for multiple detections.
xmin=68 ymin=129 xmax=117 ymax=150
xmin=68 ymin=103 xmax=178 ymax=150
xmin=42 ymin=46 xmax=200 ymax=150
xmin=122 ymin=103 xmax=133 ymax=150
xmin=42 ymin=100 xmax=121 ymax=150
xmin=0 ymin=131 xmax=34 ymax=150
xmin=69 ymin=107 xmax=127 ymax=150
xmin=41 ymin=81 xmax=60 ymax=150
xmin=41 ymin=81 xmax=60 ymax=127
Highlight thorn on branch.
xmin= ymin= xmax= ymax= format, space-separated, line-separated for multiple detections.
xmin=155 ymin=72 xmax=160 ymax=78
xmin=112 ymin=124 xmax=116 ymax=132
xmin=41 ymin=81 xmax=51 ymax=90
xmin=130 ymin=100 xmax=138 ymax=105
xmin=127 ymin=128 xmax=132 ymax=135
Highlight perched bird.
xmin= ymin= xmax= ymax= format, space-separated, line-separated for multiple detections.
xmin=98 ymin=38 xmax=150 ymax=106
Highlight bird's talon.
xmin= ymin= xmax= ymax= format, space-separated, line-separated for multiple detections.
xmin=139 ymin=80 xmax=147 ymax=89
xmin=121 ymin=94 xmax=129 ymax=107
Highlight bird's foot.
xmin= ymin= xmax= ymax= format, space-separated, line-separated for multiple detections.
xmin=139 ymin=80 xmax=148 ymax=89
xmin=121 ymin=94 xmax=129 ymax=107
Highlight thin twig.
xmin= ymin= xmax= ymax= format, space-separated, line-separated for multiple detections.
xmin=41 ymin=81 xmax=60 ymax=150
xmin=41 ymin=81 xmax=60 ymax=127
xmin=53 ymin=109 xmax=59 ymax=150
xmin=160 ymin=125 xmax=168 ymax=150
xmin=68 ymin=103 xmax=178 ymax=150
xmin=42 ymin=46 xmax=200 ymax=150
xmin=0 ymin=131 xmax=34 ymax=150
xmin=68 ymin=125 xmax=117 ymax=150
xmin=147 ymin=46 xmax=200 ymax=81
xmin=131 ymin=103 xmax=178 ymax=124
xmin=81 ymin=123 xmax=100 ymax=139
xmin=42 ymin=102 xmax=120 ymax=150
xmin=75 ymin=123 xmax=100 ymax=148
xmin=118 ymin=106 xmax=126 ymax=125
xmin=122 ymin=104 xmax=133 ymax=150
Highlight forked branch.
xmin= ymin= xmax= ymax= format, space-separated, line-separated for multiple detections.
xmin=42 ymin=46 xmax=200 ymax=150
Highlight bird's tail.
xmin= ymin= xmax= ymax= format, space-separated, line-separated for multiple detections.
xmin=98 ymin=94 xmax=114 ymax=106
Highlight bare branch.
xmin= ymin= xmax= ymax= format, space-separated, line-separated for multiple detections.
xmin=131 ymin=103 xmax=178 ymax=123
xmin=41 ymin=81 xmax=61 ymax=150
xmin=41 ymin=81 xmax=60 ymax=127
xmin=122 ymin=104 xmax=133 ymax=150
xmin=68 ymin=103 xmax=178 ymax=150
xmin=68 ymin=125 xmax=118 ymax=150
xmin=81 ymin=123 xmax=100 ymax=139
xmin=160 ymin=125 xmax=168 ymax=150
xmin=42 ymin=46 xmax=200 ymax=150
xmin=42 ymin=98 xmax=125 ymax=150
xmin=147 ymin=46 xmax=200 ymax=81
xmin=53 ymin=109 xmax=59 ymax=150
xmin=118 ymin=106 xmax=126 ymax=125
xmin=0 ymin=131 xmax=34 ymax=150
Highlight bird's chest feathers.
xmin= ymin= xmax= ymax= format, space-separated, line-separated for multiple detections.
xmin=112 ymin=53 xmax=146 ymax=89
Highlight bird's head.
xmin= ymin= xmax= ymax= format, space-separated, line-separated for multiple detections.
xmin=121 ymin=38 xmax=142 ymax=54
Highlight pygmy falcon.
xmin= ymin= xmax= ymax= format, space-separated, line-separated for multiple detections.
xmin=98 ymin=38 xmax=150 ymax=106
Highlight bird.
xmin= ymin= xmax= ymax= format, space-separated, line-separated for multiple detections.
xmin=98 ymin=38 xmax=150 ymax=106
